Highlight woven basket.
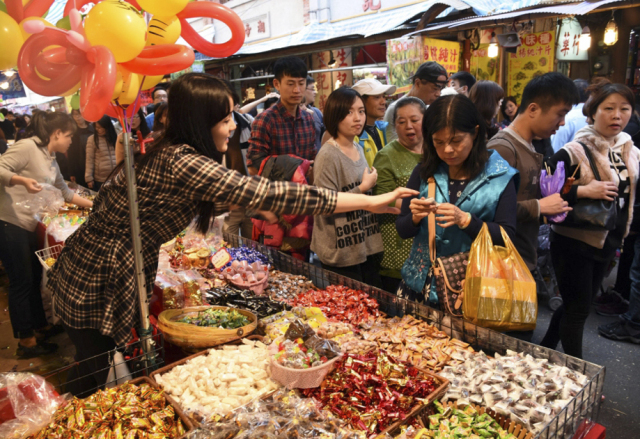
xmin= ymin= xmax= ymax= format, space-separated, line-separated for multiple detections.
xmin=157 ymin=306 xmax=257 ymax=352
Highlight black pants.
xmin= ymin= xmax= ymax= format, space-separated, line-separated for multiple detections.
xmin=0 ymin=220 xmax=48 ymax=339
xmin=381 ymin=275 xmax=402 ymax=295
xmin=321 ymin=253 xmax=383 ymax=289
xmin=613 ymin=233 xmax=638 ymax=300
xmin=541 ymin=239 xmax=610 ymax=358
xmin=64 ymin=325 xmax=115 ymax=398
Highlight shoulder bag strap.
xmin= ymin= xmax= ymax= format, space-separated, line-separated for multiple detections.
xmin=577 ymin=141 xmax=601 ymax=181
xmin=427 ymin=177 xmax=437 ymax=270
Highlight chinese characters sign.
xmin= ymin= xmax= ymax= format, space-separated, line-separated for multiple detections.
xmin=386 ymin=37 xmax=423 ymax=94
xmin=422 ymin=37 xmax=461 ymax=77
xmin=312 ymin=49 xmax=352 ymax=111
xmin=243 ymin=13 xmax=270 ymax=43
xmin=470 ymin=44 xmax=499 ymax=82
xmin=556 ymin=18 xmax=588 ymax=62
xmin=362 ymin=0 xmax=381 ymax=12
xmin=507 ymin=30 xmax=555 ymax=104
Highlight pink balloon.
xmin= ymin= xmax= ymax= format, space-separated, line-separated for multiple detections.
xmin=22 ymin=18 xmax=46 ymax=35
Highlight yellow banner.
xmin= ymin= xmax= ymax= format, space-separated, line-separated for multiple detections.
xmin=470 ymin=44 xmax=499 ymax=82
xmin=507 ymin=30 xmax=556 ymax=104
xmin=422 ymin=37 xmax=461 ymax=77
xmin=386 ymin=37 xmax=423 ymax=94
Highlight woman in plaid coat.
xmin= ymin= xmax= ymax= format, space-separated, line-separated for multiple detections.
xmin=47 ymin=73 xmax=415 ymax=395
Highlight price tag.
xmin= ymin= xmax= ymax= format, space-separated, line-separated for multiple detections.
xmin=211 ymin=248 xmax=231 ymax=269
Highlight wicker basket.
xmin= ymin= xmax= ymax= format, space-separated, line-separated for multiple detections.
xmin=157 ymin=306 xmax=258 ymax=352
xmin=415 ymin=400 xmax=534 ymax=439
xmin=35 ymin=244 xmax=64 ymax=271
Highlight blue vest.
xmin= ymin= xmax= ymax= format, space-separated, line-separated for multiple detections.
xmin=401 ymin=150 xmax=519 ymax=300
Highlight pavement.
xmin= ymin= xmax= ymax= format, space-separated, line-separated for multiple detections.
xmin=0 ymin=267 xmax=638 ymax=437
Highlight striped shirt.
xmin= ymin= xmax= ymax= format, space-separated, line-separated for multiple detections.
xmin=47 ymin=145 xmax=337 ymax=346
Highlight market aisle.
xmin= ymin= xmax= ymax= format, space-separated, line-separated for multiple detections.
xmin=0 ymin=271 xmax=75 ymax=375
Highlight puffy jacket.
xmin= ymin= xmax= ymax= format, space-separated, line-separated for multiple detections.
xmin=252 ymin=154 xmax=313 ymax=260
xmin=85 ymin=134 xmax=117 ymax=184
xmin=355 ymin=120 xmax=388 ymax=167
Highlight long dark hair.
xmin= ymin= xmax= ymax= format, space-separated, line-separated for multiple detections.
xmin=114 ymin=73 xmax=233 ymax=234
xmin=152 ymin=103 xmax=168 ymax=132
xmin=133 ymin=108 xmax=150 ymax=138
xmin=420 ymin=95 xmax=489 ymax=182
xmin=469 ymin=80 xmax=504 ymax=138
xmin=24 ymin=111 xmax=76 ymax=147
xmin=94 ymin=115 xmax=118 ymax=147
xmin=500 ymin=96 xmax=518 ymax=121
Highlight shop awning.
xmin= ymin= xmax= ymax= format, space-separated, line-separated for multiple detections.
xmin=232 ymin=0 xmax=476 ymax=57
xmin=408 ymin=0 xmax=627 ymax=33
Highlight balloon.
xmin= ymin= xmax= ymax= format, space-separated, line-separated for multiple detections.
xmin=63 ymin=0 xmax=141 ymax=17
xmin=56 ymin=16 xmax=71 ymax=30
xmin=80 ymin=45 xmax=117 ymax=122
xmin=18 ymin=28 xmax=83 ymax=96
xmin=146 ymin=15 xmax=181 ymax=46
xmin=61 ymin=83 xmax=81 ymax=97
xmin=137 ymin=0 xmax=188 ymax=17
xmin=34 ymin=46 xmax=69 ymax=78
xmin=0 ymin=3 xmax=7 ymax=14
xmin=19 ymin=16 xmax=50 ymax=41
xmin=23 ymin=0 xmax=55 ymax=20
xmin=122 ymin=44 xmax=194 ymax=76
xmin=84 ymin=0 xmax=147 ymax=63
xmin=178 ymin=2 xmax=244 ymax=58
xmin=116 ymin=67 xmax=141 ymax=105
xmin=5 ymin=0 xmax=24 ymax=22
xmin=0 ymin=11 xmax=24 ymax=70
xmin=141 ymin=74 xmax=163 ymax=90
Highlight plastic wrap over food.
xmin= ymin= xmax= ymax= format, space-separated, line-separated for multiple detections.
xmin=0 ymin=373 xmax=68 ymax=439
xmin=14 ymin=184 xmax=65 ymax=220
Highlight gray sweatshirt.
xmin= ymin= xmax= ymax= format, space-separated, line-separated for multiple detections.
xmin=311 ymin=141 xmax=383 ymax=267
xmin=0 ymin=137 xmax=75 ymax=231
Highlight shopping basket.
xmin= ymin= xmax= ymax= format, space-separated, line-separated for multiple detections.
xmin=35 ymin=244 xmax=64 ymax=271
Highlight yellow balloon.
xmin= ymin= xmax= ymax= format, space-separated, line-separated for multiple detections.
xmin=138 ymin=0 xmax=189 ymax=17
xmin=113 ymin=67 xmax=140 ymax=105
xmin=141 ymin=75 xmax=164 ymax=91
xmin=20 ymin=17 xmax=52 ymax=41
xmin=60 ymin=83 xmax=81 ymax=97
xmin=112 ymin=69 xmax=125 ymax=100
xmin=146 ymin=15 xmax=181 ymax=46
xmin=0 ymin=11 xmax=24 ymax=70
xmin=84 ymin=0 xmax=147 ymax=63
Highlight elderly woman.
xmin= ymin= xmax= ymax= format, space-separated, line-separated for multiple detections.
xmin=373 ymin=97 xmax=426 ymax=293
xmin=396 ymin=94 xmax=518 ymax=304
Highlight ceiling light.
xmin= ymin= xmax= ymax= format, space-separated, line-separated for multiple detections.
xmin=579 ymin=26 xmax=591 ymax=51
xmin=0 ymin=82 xmax=9 ymax=90
xmin=604 ymin=15 xmax=618 ymax=46
xmin=488 ymin=32 xmax=499 ymax=58
xmin=4 ymin=70 xmax=15 ymax=77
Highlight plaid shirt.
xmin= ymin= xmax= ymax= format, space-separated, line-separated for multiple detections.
xmin=247 ymin=101 xmax=317 ymax=169
xmin=47 ymin=145 xmax=337 ymax=346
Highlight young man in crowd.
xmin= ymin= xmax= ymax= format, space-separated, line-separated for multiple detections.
xmin=302 ymin=75 xmax=324 ymax=151
xmin=0 ymin=109 xmax=16 ymax=140
xmin=351 ymin=78 xmax=396 ymax=166
xmin=145 ymin=87 xmax=169 ymax=128
xmin=449 ymin=71 xmax=476 ymax=97
xmin=247 ymin=56 xmax=317 ymax=174
xmin=383 ymin=61 xmax=447 ymax=142
xmin=550 ymin=79 xmax=589 ymax=152
xmin=488 ymin=72 xmax=578 ymax=272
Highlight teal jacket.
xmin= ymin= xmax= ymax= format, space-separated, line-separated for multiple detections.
xmin=355 ymin=120 xmax=388 ymax=167
xmin=401 ymin=150 xmax=518 ymax=300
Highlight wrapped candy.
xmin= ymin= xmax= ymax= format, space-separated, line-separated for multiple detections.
xmin=291 ymin=286 xmax=379 ymax=325
xmin=263 ymin=270 xmax=316 ymax=303
xmin=177 ymin=308 xmax=250 ymax=329
xmin=204 ymin=285 xmax=290 ymax=318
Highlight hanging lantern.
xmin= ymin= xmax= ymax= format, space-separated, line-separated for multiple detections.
xmin=579 ymin=26 xmax=591 ymax=51
xmin=488 ymin=32 xmax=499 ymax=58
xmin=603 ymin=17 xmax=618 ymax=46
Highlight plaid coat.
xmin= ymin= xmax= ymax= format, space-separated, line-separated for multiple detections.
xmin=47 ymin=145 xmax=337 ymax=346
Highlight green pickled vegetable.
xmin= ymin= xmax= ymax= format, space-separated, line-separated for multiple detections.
xmin=178 ymin=308 xmax=250 ymax=329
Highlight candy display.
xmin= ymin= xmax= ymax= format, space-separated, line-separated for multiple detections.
xmin=26 ymin=381 xmax=187 ymax=439
xmin=303 ymin=351 xmax=441 ymax=435
xmin=273 ymin=320 xmax=341 ymax=369
xmin=221 ymin=260 xmax=269 ymax=286
xmin=205 ymin=285 xmax=290 ymax=318
xmin=437 ymin=350 xmax=588 ymax=435
xmin=264 ymin=270 xmax=316 ymax=303
xmin=178 ymin=307 xmax=251 ymax=329
xmin=154 ymin=338 xmax=279 ymax=418
xmin=360 ymin=315 xmax=474 ymax=372
xmin=261 ymin=307 xmax=327 ymax=342
xmin=317 ymin=321 xmax=354 ymax=339
xmin=292 ymin=285 xmax=379 ymax=325
xmin=185 ymin=389 xmax=366 ymax=439
xmin=223 ymin=247 xmax=270 ymax=268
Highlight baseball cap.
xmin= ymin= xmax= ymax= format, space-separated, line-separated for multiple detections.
xmin=413 ymin=61 xmax=448 ymax=84
xmin=351 ymin=78 xmax=397 ymax=96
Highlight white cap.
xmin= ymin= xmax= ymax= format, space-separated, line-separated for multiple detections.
xmin=351 ymin=78 xmax=396 ymax=96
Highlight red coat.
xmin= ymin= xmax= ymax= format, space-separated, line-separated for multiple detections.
xmin=252 ymin=155 xmax=313 ymax=260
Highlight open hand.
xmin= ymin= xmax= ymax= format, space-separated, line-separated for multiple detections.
xmin=368 ymin=187 xmax=419 ymax=215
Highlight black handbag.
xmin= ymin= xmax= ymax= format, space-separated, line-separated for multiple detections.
xmin=563 ymin=142 xmax=618 ymax=231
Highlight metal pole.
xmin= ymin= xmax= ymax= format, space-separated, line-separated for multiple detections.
xmin=121 ymin=132 xmax=155 ymax=369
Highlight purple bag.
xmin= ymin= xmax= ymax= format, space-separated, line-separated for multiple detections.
xmin=540 ymin=161 xmax=567 ymax=223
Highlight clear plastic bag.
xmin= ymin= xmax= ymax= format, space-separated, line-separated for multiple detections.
xmin=14 ymin=184 xmax=65 ymax=220
xmin=0 ymin=373 xmax=68 ymax=439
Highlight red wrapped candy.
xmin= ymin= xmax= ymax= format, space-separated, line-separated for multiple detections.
xmin=291 ymin=285 xmax=379 ymax=326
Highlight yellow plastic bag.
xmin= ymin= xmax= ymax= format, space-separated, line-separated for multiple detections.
xmin=463 ymin=224 xmax=537 ymax=331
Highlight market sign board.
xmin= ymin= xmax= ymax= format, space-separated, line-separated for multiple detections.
xmin=422 ymin=37 xmax=461 ymax=78
xmin=507 ymin=31 xmax=555 ymax=104
xmin=470 ymin=44 xmax=499 ymax=82
xmin=556 ymin=18 xmax=588 ymax=62
xmin=243 ymin=13 xmax=270 ymax=43
xmin=386 ymin=37 xmax=423 ymax=94
xmin=0 ymin=72 xmax=26 ymax=100
xmin=312 ymin=49 xmax=353 ymax=111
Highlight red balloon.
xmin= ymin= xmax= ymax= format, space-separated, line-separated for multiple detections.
xmin=178 ymin=2 xmax=244 ymax=58
xmin=24 ymin=0 xmax=55 ymax=19
xmin=121 ymin=44 xmax=194 ymax=76
xmin=80 ymin=45 xmax=117 ymax=122
xmin=5 ymin=0 xmax=24 ymax=23
xmin=18 ymin=29 xmax=84 ymax=96
xmin=35 ymin=47 xmax=69 ymax=78
xmin=63 ymin=0 xmax=141 ymax=16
